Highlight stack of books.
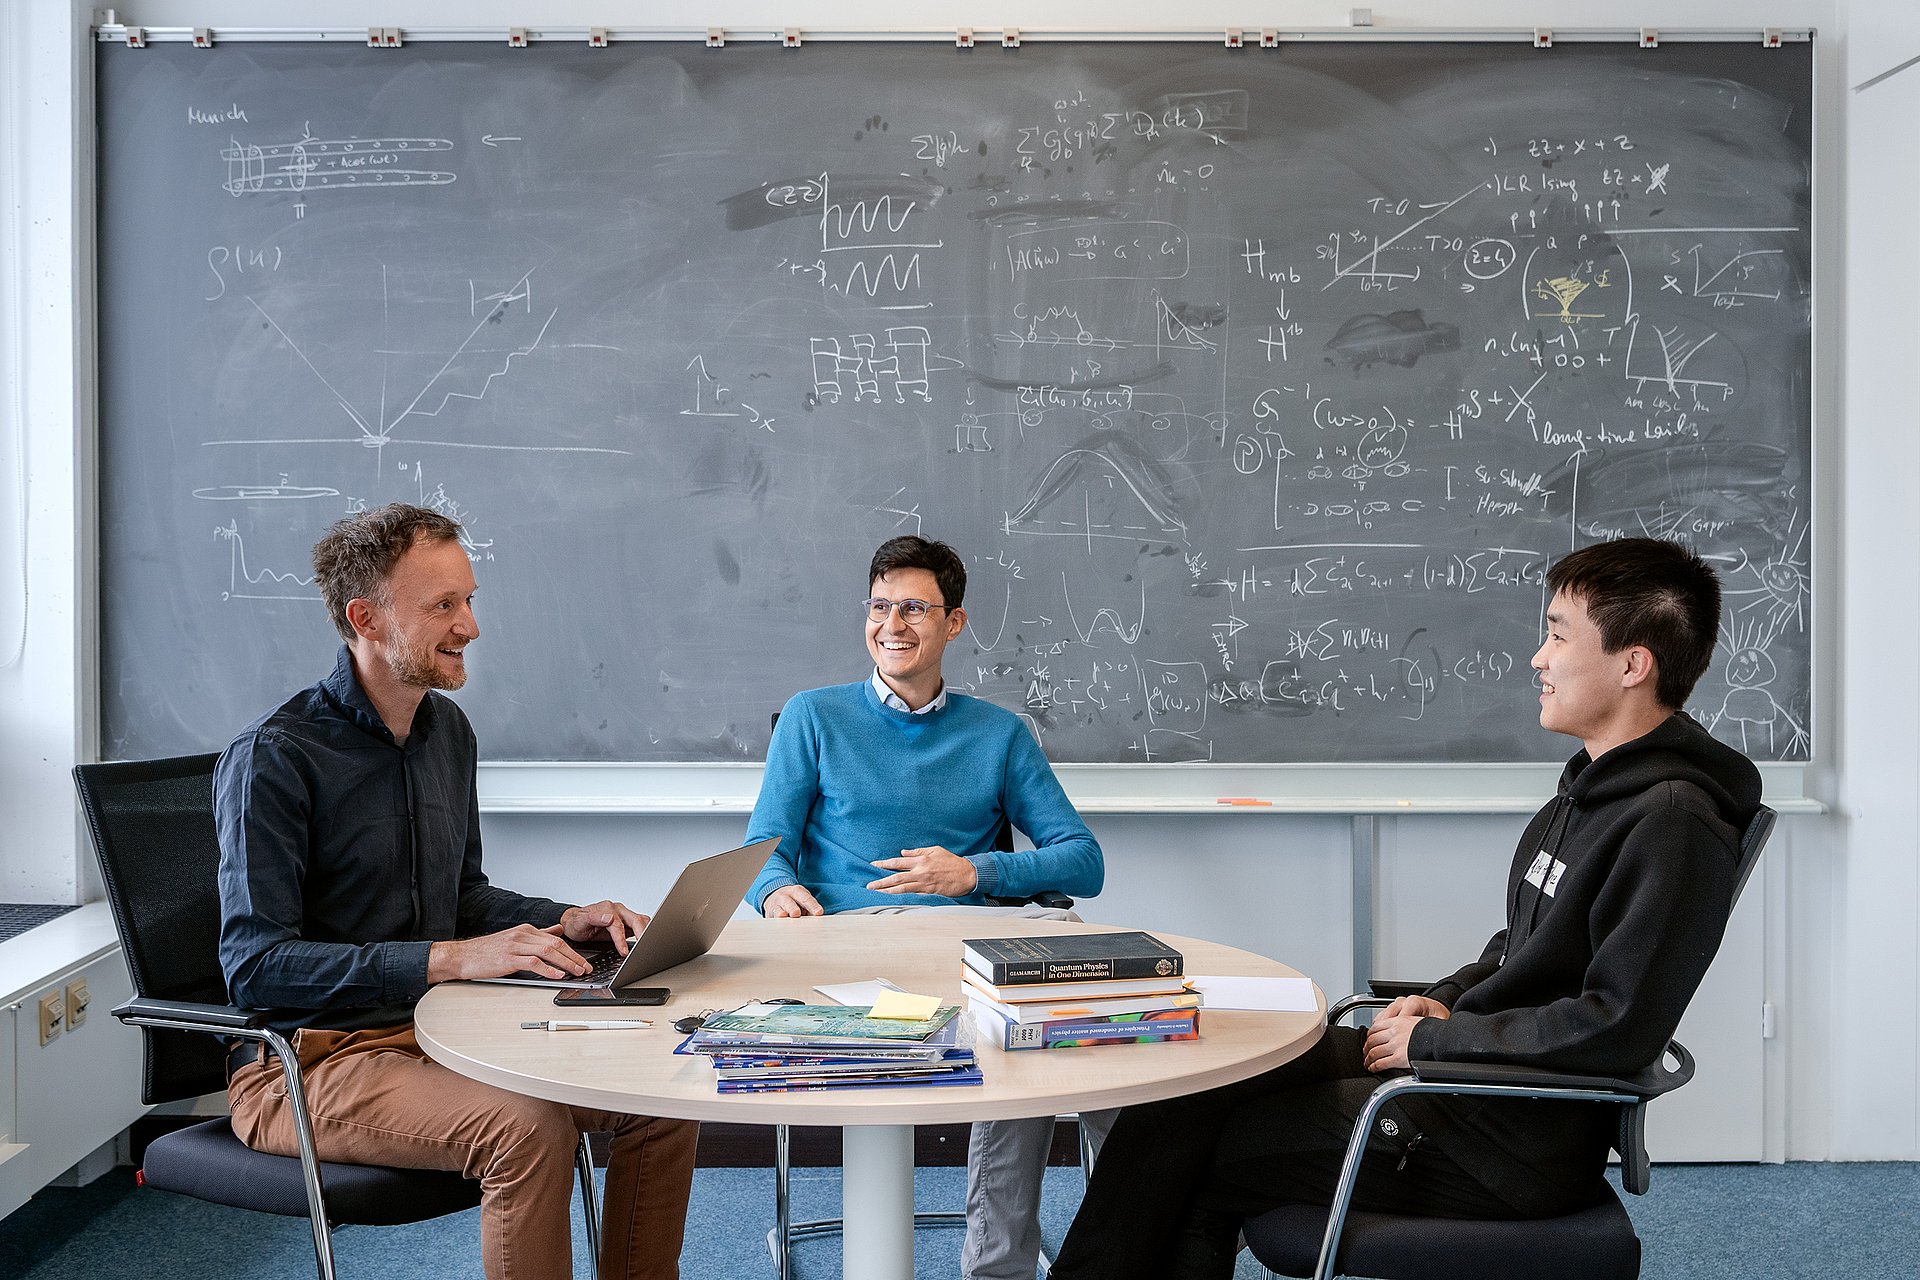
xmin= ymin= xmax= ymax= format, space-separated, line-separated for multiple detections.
xmin=675 ymin=1002 xmax=981 ymax=1093
xmin=962 ymin=931 xmax=1201 ymax=1051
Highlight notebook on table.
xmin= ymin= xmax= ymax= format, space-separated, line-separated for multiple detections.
xmin=478 ymin=836 xmax=778 ymax=989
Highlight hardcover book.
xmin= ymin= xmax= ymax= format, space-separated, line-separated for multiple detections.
xmin=959 ymin=970 xmax=1192 ymax=1005
xmin=970 ymin=1000 xmax=1201 ymax=1051
xmin=963 ymin=982 xmax=1201 ymax=1025
xmin=962 ymin=930 xmax=1184 ymax=984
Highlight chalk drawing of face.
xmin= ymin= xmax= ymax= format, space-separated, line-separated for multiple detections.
xmin=1726 ymin=646 xmax=1776 ymax=690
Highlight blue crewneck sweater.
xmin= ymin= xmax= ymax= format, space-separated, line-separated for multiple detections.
xmin=745 ymin=681 xmax=1103 ymax=914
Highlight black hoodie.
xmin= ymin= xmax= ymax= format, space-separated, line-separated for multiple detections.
xmin=1402 ymin=712 xmax=1763 ymax=1212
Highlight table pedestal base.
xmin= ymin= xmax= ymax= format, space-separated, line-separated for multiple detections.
xmin=842 ymin=1124 xmax=916 ymax=1280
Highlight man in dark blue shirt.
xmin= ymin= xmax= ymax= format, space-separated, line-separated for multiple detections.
xmin=217 ymin=504 xmax=696 ymax=1280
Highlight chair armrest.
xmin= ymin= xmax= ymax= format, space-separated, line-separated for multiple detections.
xmin=982 ymin=889 xmax=1075 ymax=910
xmin=1328 ymin=980 xmax=1434 ymax=1024
xmin=1327 ymin=993 xmax=1393 ymax=1025
xmin=112 ymin=996 xmax=268 ymax=1033
xmin=1410 ymin=1040 xmax=1694 ymax=1102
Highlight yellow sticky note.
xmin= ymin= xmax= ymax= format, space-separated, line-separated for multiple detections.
xmin=868 ymin=990 xmax=942 ymax=1021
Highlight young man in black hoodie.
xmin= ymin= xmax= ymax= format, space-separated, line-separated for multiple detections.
xmin=1046 ymin=537 xmax=1764 ymax=1279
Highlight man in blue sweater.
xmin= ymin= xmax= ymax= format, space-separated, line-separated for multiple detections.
xmin=745 ymin=534 xmax=1110 ymax=1280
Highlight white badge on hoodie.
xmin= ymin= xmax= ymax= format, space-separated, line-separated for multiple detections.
xmin=1525 ymin=850 xmax=1569 ymax=897
xmin=1542 ymin=858 xmax=1568 ymax=897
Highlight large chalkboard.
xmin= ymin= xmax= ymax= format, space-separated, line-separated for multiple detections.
xmin=97 ymin=38 xmax=1813 ymax=765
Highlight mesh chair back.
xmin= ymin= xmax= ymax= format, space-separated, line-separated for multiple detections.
xmin=1731 ymin=805 xmax=1777 ymax=909
xmin=74 ymin=754 xmax=232 ymax=1105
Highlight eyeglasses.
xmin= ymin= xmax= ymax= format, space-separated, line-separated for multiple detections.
xmin=863 ymin=597 xmax=951 ymax=623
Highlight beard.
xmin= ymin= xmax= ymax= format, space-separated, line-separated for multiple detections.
xmin=387 ymin=633 xmax=467 ymax=691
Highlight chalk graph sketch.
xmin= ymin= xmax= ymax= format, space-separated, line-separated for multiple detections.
xmin=97 ymin=39 xmax=1813 ymax=763
xmin=207 ymin=265 xmax=630 ymax=462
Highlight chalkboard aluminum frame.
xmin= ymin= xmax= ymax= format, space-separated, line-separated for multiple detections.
xmin=93 ymin=24 xmax=1813 ymax=47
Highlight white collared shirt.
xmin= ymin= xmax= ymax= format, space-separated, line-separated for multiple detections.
xmin=871 ymin=668 xmax=947 ymax=715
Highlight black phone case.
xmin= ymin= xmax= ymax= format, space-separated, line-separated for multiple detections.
xmin=553 ymin=987 xmax=669 ymax=1007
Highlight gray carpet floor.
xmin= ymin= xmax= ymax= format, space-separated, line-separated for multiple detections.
xmin=2 ymin=1161 xmax=1914 ymax=1277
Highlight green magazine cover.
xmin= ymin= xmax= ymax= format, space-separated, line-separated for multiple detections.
xmin=699 ymin=1002 xmax=959 ymax=1041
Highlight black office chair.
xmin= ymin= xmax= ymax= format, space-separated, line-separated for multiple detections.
xmin=74 ymin=753 xmax=601 ymax=1280
xmin=764 ymin=709 xmax=1083 ymax=1278
xmin=1241 ymin=804 xmax=1778 ymax=1280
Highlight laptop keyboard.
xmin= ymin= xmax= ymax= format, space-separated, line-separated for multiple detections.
xmin=578 ymin=948 xmax=626 ymax=983
xmin=502 ymin=942 xmax=632 ymax=985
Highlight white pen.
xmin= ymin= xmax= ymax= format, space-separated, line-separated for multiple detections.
xmin=519 ymin=1019 xmax=654 ymax=1031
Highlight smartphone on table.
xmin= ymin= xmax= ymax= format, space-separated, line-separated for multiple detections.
xmin=553 ymin=986 xmax=670 ymax=1007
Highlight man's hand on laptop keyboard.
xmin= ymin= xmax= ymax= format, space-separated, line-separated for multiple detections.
xmin=559 ymin=900 xmax=652 ymax=955
xmin=428 ymin=924 xmax=594 ymax=983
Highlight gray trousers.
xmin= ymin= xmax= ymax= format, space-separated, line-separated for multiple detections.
xmin=963 ymin=1108 xmax=1117 ymax=1280
xmin=841 ymin=903 xmax=1119 ymax=1279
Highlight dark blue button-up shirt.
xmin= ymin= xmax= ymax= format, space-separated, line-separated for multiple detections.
xmin=215 ymin=647 xmax=568 ymax=1032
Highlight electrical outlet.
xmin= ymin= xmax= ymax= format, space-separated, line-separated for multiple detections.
xmin=38 ymin=990 xmax=65 ymax=1044
xmin=66 ymin=979 xmax=90 ymax=1029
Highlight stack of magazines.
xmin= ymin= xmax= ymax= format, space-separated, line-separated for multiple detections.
xmin=962 ymin=931 xmax=1201 ymax=1051
xmin=675 ymin=1001 xmax=981 ymax=1093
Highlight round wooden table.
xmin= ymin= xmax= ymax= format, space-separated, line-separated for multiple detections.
xmin=416 ymin=915 xmax=1324 ymax=1280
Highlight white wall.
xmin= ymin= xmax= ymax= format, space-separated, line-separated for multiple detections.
xmin=0 ymin=1 xmax=91 ymax=904
xmin=11 ymin=0 xmax=1917 ymax=1163
xmin=1834 ymin=0 xmax=1920 ymax=1161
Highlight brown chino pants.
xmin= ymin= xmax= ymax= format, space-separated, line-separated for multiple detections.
xmin=228 ymin=1024 xmax=699 ymax=1280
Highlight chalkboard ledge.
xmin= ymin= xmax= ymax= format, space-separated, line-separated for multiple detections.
xmin=475 ymin=763 xmax=1822 ymax=817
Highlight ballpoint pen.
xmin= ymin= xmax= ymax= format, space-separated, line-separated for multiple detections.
xmin=520 ymin=1019 xmax=654 ymax=1031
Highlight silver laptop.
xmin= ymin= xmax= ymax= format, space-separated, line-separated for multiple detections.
xmin=481 ymin=837 xmax=778 ymax=989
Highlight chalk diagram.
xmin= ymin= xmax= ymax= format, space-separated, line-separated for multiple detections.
xmin=213 ymin=520 xmax=315 ymax=602
xmin=1004 ymin=435 xmax=1187 ymax=548
xmin=1621 ymin=315 xmax=1741 ymax=407
xmin=1724 ymin=515 xmax=1811 ymax=635
xmin=1531 ymin=270 xmax=1611 ymax=323
xmin=199 ymin=266 xmax=604 ymax=606
xmin=1687 ymin=244 xmax=1787 ymax=309
xmin=1709 ymin=613 xmax=1809 ymax=756
xmin=1318 ymin=184 xmax=1481 ymax=293
xmin=807 ymin=327 xmax=963 ymax=406
xmin=820 ymin=174 xmax=944 ymax=311
xmin=205 ymin=266 xmax=628 ymax=462
xmin=192 ymin=482 xmax=339 ymax=501
xmin=1517 ymin=241 xmax=1628 ymax=330
xmin=223 ymin=129 xmax=456 ymax=219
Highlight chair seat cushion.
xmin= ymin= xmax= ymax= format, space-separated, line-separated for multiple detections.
xmin=1242 ymin=1192 xmax=1641 ymax=1280
xmin=141 ymin=1118 xmax=483 ymax=1225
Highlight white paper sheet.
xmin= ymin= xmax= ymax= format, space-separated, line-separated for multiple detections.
xmin=1185 ymin=975 xmax=1319 ymax=1012
xmin=811 ymin=977 xmax=905 ymax=1006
